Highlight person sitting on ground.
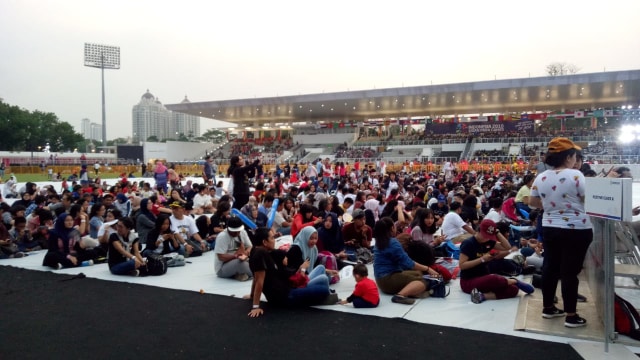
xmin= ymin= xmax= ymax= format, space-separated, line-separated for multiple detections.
xmin=136 ymin=198 xmax=157 ymax=246
xmin=459 ymin=219 xmax=534 ymax=304
xmin=373 ymin=217 xmax=441 ymax=305
xmin=286 ymin=225 xmax=339 ymax=286
xmin=43 ymin=213 xmax=98 ymax=269
xmin=339 ymin=263 xmax=380 ymax=308
xmin=10 ymin=216 xmax=41 ymax=252
xmin=342 ymin=208 xmax=373 ymax=251
xmin=440 ymin=202 xmax=475 ymax=243
xmin=291 ymin=203 xmax=321 ymax=238
xmin=107 ymin=217 xmax=144 ymax=276
xmin=144 ymin=214 xmax=181 ymax=256
xmin=213 ymin=216 xmax=253 ymax=281
xmin=169 ymin=201 xmax=206 ymax=256
xmin=246 ymin=227 xmax=331 ymax=318
xmin=317 ymin=213 xmax=348 ymax=268
xmin=0 ymin=216 xmax=25 ymax=259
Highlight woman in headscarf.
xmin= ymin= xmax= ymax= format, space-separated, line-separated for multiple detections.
xmin=43 ymin=213 xmax=97 ymax=269
xmin=284 ymin=226 xmax=334 ymax=298
xmin=153 ymin=161 xmax=168 ymax=193
xmin=136 ymin=198 xmax=156 ymax=247
xmin=114 ymin=193 xmax=132 ymax=217
xmin=317 ymin=213 xmax=348 ymax=270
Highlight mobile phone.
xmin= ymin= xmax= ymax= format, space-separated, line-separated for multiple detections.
xmin=489 ymin=249 xmax=499 ymax=256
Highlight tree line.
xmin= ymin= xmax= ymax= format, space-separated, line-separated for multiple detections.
xmin=0 ymin=99 xmax=84 ymax=152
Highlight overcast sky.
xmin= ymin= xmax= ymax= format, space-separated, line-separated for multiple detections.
xmin=1 ymin=0 xmax=639 ymax=139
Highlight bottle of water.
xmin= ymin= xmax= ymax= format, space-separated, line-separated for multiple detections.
xmin=80 ymin=260 xmax=94 ymax=267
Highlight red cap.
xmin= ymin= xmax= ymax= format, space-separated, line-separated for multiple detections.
xmin=479 ymin=219 xmax=498 ymax=241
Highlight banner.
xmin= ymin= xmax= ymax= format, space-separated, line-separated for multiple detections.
xmin=425 ymin=120 xmax=535 ymax=135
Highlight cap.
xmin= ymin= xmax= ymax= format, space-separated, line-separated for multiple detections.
xmin=227 ymin=217 xmax=244 ymax=232
xmin=437 ymin=194 xmax=446 ymax=203
xmin=352 ymin=208 xmax=365 ymax=220
xmin=169 ymin=201 xmax=184 ymax=208
xmin=479 ymin=219 xmax=498 ymax=241
xmin=547 ymin=137 xmax=581 ymax=153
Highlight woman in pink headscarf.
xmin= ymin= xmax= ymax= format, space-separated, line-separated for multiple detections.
xmin=154 ymin=161 xmax=168 ymax=193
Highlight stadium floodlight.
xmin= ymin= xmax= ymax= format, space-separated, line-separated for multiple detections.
xmin=84 ymin=43 xmax=120 ymax=148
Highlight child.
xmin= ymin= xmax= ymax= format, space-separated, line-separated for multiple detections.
xmin=339 ymin=264 xmax=380 ymax=308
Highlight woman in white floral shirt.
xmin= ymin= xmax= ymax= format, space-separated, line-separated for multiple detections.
xmin=529 ymin=137 xmax=592 ymax=328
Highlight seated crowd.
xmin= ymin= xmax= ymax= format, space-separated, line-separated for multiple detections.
xmin=0 ymin=137 xmax=601 ymax=326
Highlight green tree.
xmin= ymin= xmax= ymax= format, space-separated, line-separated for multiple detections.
xmin=0 ymin=100 xmax=83 ymax=151
xmin=147 ymin=135 xmax=159 ymax=142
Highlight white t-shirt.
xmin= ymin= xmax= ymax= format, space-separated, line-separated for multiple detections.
xmin=530 ymin=168 xmax=591 ymax=230
xmin=213 ymin=230 xmax=252 ymax=273
xmin=170 ymin=215 xmax=199 ymax=238
xmin=440 ymin=211 xmax=467 ymax=239
xmin=193 ymin=193 xmax=212 ymax=209
xmin=484 ymin=208 xmax=503 ymax=224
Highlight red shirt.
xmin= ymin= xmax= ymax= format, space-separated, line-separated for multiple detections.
xmin=352 ymin=277 xmax=380 ymax=305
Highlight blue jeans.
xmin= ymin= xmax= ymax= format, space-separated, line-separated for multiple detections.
xmin=110 ymin=259 xmax=136 ymax=275
xmin=288 ymin=265 xmax=330 ymax=306
xmin=277 ymin=227 xmax=291 ymax=236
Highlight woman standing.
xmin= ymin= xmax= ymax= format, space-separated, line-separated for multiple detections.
xmin=228 ymin=155 xmax=261 ymax=210
xmin=529 ymin=138 xmax=592 ymax=328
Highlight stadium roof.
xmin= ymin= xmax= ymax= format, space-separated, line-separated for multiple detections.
xmin=166 ymin=70 xmax=640 ymax=127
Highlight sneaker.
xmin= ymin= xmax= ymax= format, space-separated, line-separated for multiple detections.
xmin=565 ymin=314 xmax=587 ymax=328
xmin=129 ymin=269 xmax=140 ymax=277
xmin=577 ymin=293 xmax=587 ymax=302
xmin=234 ymin=273 xmax=250 ymax=282
xmin=542 ymin=306 xmax=565 ymax=318
xmin=470 ymin=288 xmax=485 ymax=304
xmin=391 ymin=295 xmax=415 ymax=305
xmin=13 ymin=252 xmax=25 ymax=258
xmin=511 ymin=278 xmax=535 ymax=294
xmin=56 ymin=263 xmax=63 ymax=270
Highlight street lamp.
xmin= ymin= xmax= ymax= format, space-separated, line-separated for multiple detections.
xmin=84 ymin=43 xmax=120 ymax=148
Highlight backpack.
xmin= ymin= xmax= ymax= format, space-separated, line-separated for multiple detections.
xmin=141 ymin=254 xmax=168 ymax=276
xmin=317 ymin=251 xmax=339 ymax=284
xmin=614 ymin=293 xmax=640 ymax=340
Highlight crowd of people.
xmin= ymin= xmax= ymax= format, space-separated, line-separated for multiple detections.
xmin=0 ymin=136 xmax=636 ymax=325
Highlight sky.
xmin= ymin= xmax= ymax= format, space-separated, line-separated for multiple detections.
xmin=1 ymin=0 xmax=639 ymax=140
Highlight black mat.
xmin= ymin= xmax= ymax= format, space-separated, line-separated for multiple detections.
xmin=2 ymin=266 xmax=583 ymax=360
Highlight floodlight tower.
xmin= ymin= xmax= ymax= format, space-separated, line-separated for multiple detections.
xmin=84 ymin=43 xmax=120 ymax=149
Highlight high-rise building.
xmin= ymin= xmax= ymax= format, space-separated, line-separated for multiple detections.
xmin=81 ymin=118 xmax=91 ymax=139
xmin=132 ymin=90 xmax=172 ymax=142
xmin=132 ymin=90 xmax=200 ymax=143
xmin=173 ymin=96 xmax=200 ymax=139
xmin=90 ymin=123 xmax=102 ymax=142
xmin=81 ymin=118 xmax=102 ymax=141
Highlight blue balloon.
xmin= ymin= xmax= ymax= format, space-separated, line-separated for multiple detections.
xmin=266 ymin=198 xmax=280 ymax=228
xmin=231 ymin=208 xmax=257 ymax=230
xmin=519 ymin=209 xmax=530 ymax=220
